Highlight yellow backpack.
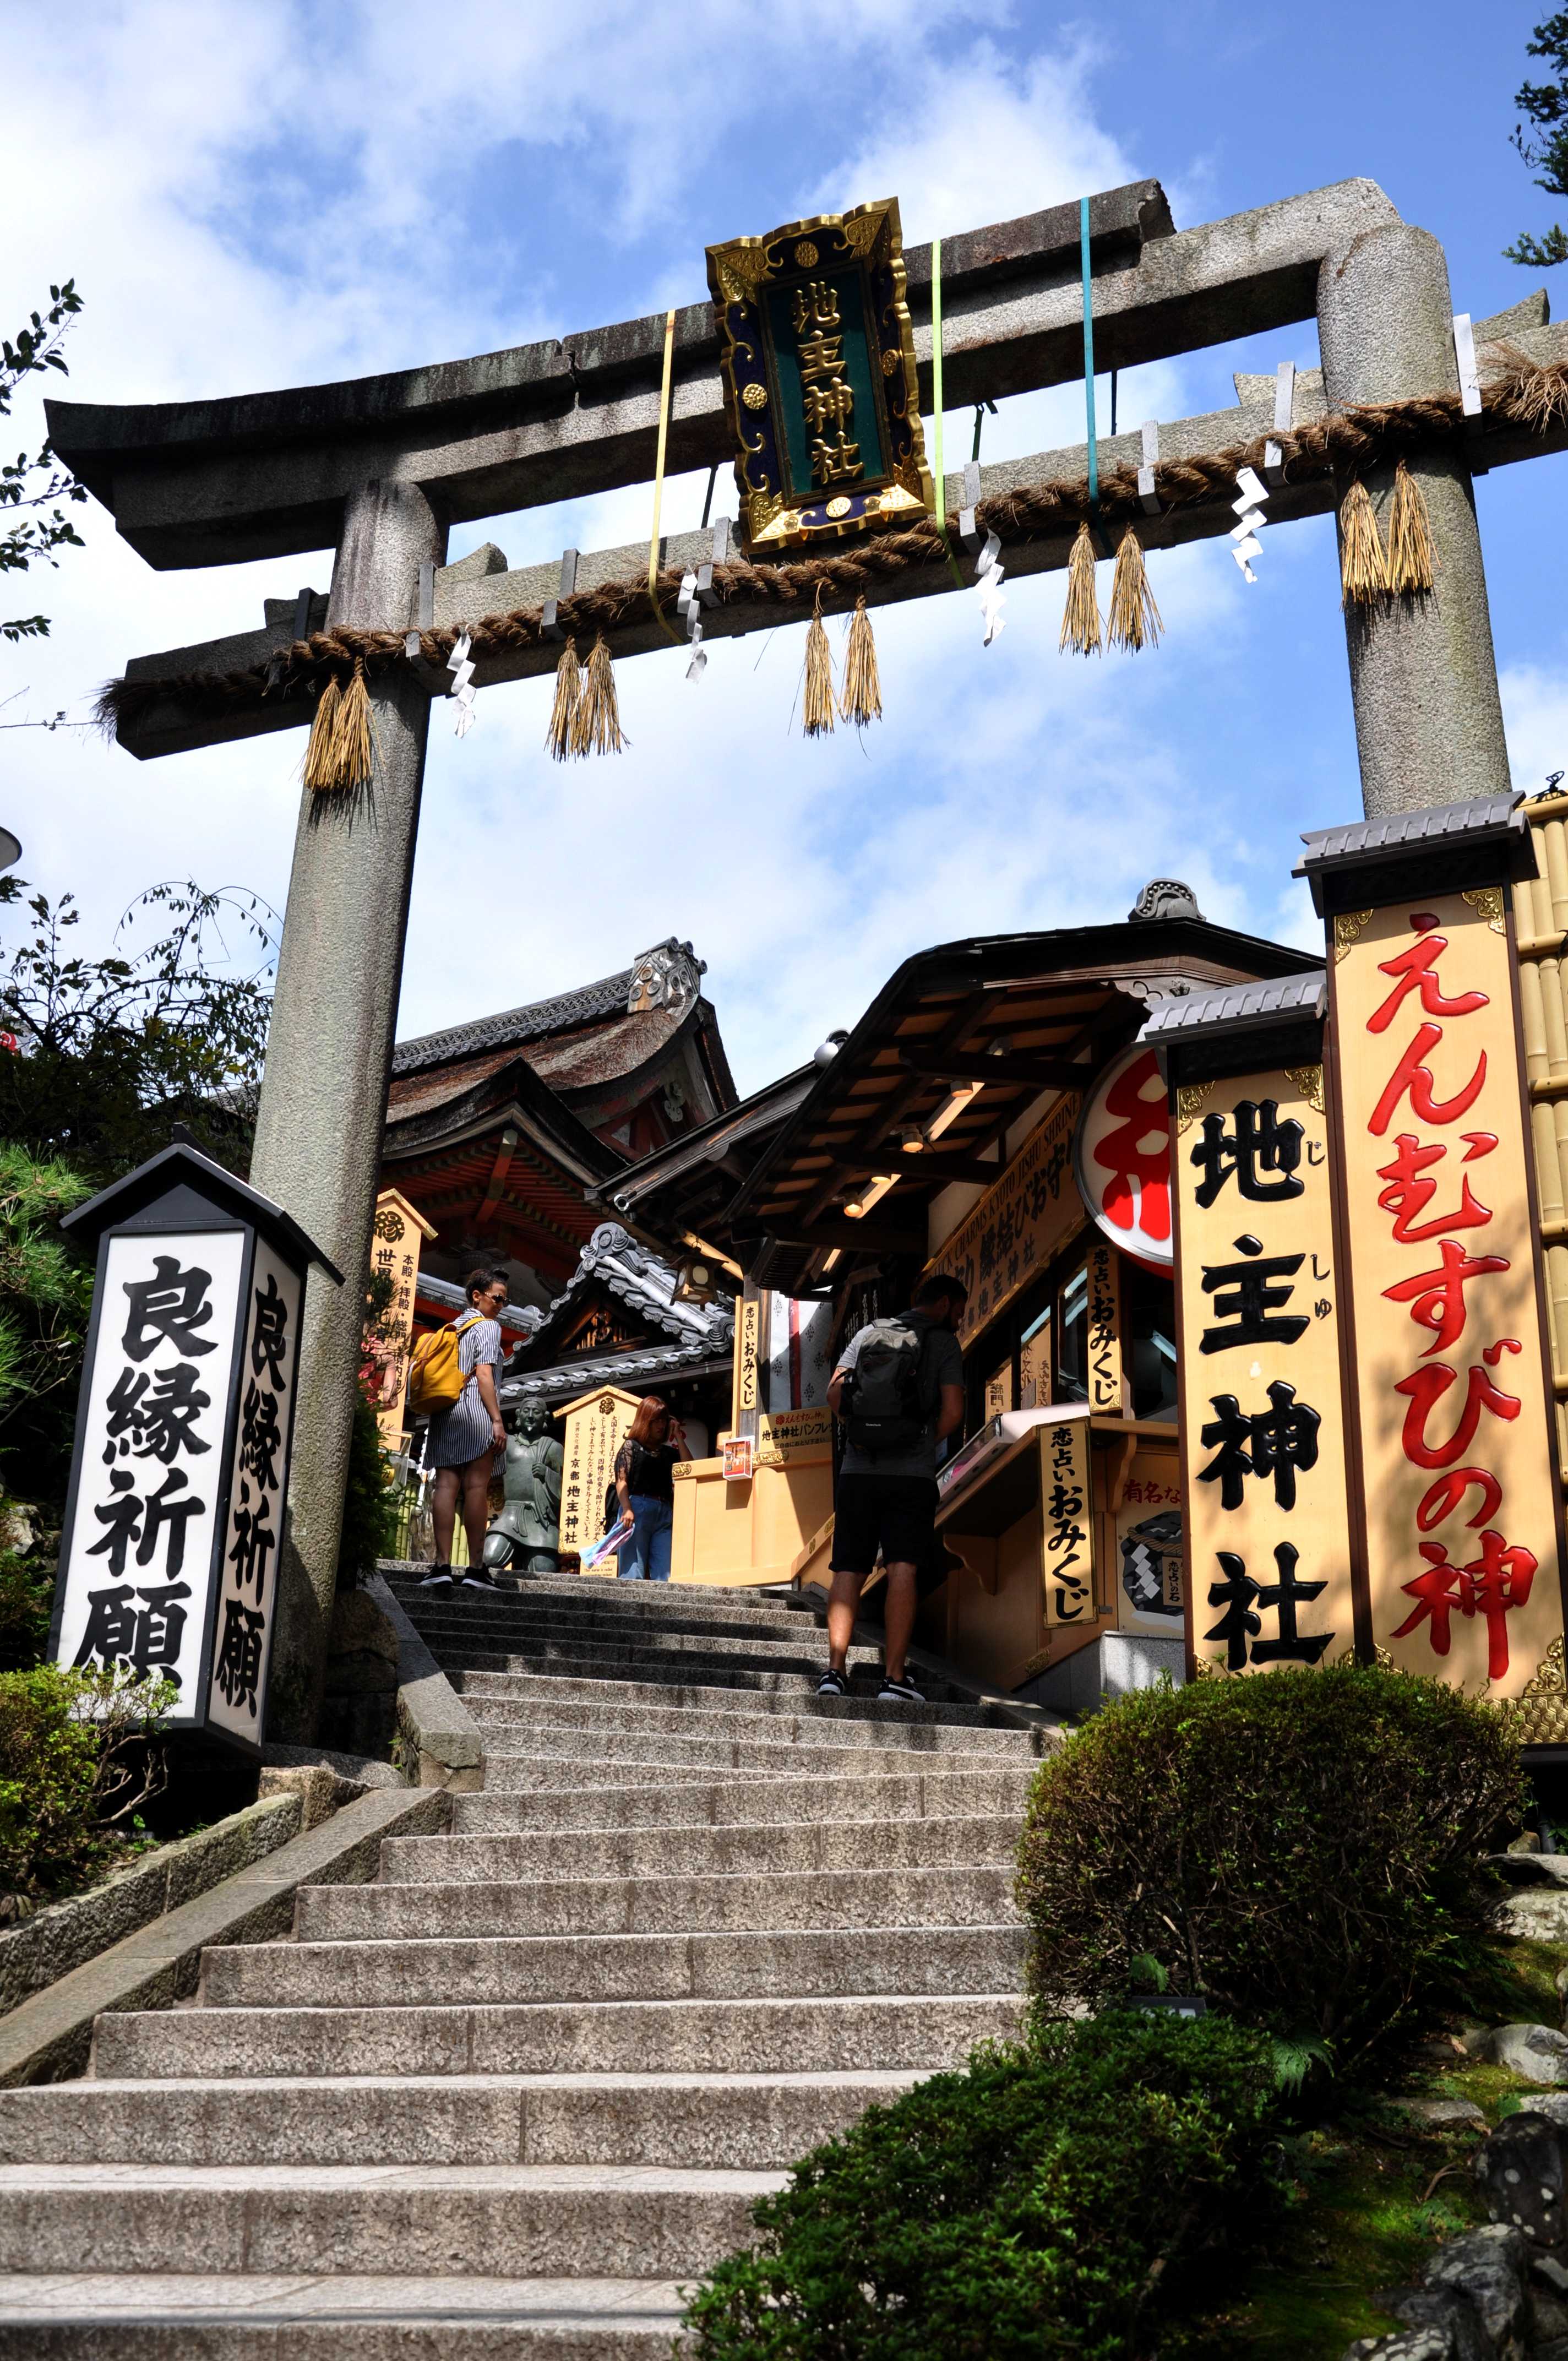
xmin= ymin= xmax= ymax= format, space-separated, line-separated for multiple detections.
xmin=407 ymin=1312 xmax=482 ymax=1418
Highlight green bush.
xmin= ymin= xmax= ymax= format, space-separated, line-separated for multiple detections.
xmin=336 ymin=1390 xmax=399 ymax=1590
xmin=0 ymin=1662 xmax=171 ymax=1898
xmin=682 ymin=2012 xmax=1280 ymax=2360
xmin=1016 ymin=1667 xmax=1525 ymax=2063
xmin=0 ymin=1539 xmax=53 ymax=1672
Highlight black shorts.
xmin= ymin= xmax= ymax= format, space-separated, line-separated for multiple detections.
xmin=830 ymin=1473 xmax=940 ymax=1576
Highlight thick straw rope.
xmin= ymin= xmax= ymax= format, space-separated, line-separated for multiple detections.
xmin=97 ymin=349 xmax=1568 ymax=737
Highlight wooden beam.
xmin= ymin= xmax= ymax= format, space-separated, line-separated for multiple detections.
xmin=899 ymin=1051 xmax=1092 ymax=1090
xmin=739 ymin=1216 xmax=927 ymax=1256
xmin=882 ymin=1150 xmax=1004 ymax=1189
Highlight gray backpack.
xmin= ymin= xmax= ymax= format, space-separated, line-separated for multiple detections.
xmin=842 ymin=1318 xmax=933 ymax=1456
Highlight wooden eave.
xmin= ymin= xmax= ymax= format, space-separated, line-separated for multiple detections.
xmin=722 ymin=916 xmax=1317 ymax=1287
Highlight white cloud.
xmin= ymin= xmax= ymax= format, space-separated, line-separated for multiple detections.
xmin=1501 ymin=660 xmax=1568 ymax=798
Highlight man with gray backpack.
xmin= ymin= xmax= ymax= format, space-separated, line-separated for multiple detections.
xmin=820 ymin=1272 xmax=967 ymax=1704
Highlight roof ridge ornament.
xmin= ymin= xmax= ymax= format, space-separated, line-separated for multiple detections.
xmin=627 ymin=940 xmax=705 ymax=1018
xmin=1128 ymin=878 xmax=1205 ymax=923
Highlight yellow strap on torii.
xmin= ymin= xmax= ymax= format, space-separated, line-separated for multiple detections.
xmin=647 ymin=308 xmax=684 ymax=644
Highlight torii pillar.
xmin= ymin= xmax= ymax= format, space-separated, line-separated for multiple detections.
xmin=1317 ymin=221 xmax=1513 ymax=816
xmin=247 ymin=480 xmax=445 ymax=1738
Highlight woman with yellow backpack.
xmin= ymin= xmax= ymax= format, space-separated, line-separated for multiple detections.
xmin=406 ymin=1267 xmax=511 ymax=1590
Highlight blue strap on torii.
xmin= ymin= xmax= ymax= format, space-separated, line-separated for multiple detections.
xmin=1081 ymin=197 xmax=1099 ymax=521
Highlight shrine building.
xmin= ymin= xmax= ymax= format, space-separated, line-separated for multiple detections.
xmin=379 ymin=937 xmax=735 ymax=1326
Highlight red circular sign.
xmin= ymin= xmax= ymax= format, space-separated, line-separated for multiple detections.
xmin=1072 ymin=1041 xmax=1173 ymax=1268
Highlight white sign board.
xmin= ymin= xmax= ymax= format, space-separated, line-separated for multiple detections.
xmin=55 ymin=1228 xmax=247 ymax=1717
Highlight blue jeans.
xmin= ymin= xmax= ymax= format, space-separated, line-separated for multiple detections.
xmin=619 ymin=1493 xmax=672 ymax=1581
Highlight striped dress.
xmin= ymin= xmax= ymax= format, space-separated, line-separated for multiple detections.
xmin=426 ymin=1314 xmax=505 ymax=1468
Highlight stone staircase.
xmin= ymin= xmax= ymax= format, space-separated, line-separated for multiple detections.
xmin=0 ymin=1568 xmax=1054 ymax=2355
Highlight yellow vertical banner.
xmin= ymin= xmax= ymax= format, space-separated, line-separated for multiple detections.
xmin=557 ymin=1385 xmax=640 ymax=1558
xmin=1041 ymin=1412 xmax=1095 ymax=1627
xmin=731 ymin=1288 xmax=761 ymax=1435
xmin=1330 ymin=892 xmax=1564 ymax=1697
xmin=1173 ymin=1065 xmax=1355 ymax=1674
xmin=1086 ymin=1239 xmax=1123 ymax=1413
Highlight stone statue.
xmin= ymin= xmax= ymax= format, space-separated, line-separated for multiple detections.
xmin=482 ymin=1403 xmax=564 ymax=1574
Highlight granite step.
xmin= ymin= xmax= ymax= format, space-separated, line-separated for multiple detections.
xmin=450 ymin=1766 xmax=1038 ymax=1833
xmin=454 ymin=1669 xmax=1039 ymax=1740
xmin=385 ymin=1566 xmax=813 ymax=1630
xmin=403 ymin=1602 xmax=842 ymax=1655
xmin=446 ymin=1662 xmax=997 ymax=1718
xmin=378 ymin=1814 xmax=1016 ymax=1885
xmin=293 ymin=1864 xmax=1019 ymax=1942
xmin=457 ymin=1683 xmax=1020 ymax=1744
xmin=0 ymin=2070 xmax=920 ymax=2170
xmin=0 ymin=2161 xmax=778 ymax=2278
xmin=0 ymin=2271 xmax=691 ymax=2357
xmin=94 ymin=1992 xmax=1025 ymax=2082
xmin=200 ymin=1924 xmax=1030 ymax=2010
xmin=479 ymin=1729 xmax=1030 ymax=1783
xmin=443 ymin=1650 xmax=981 ymax=1707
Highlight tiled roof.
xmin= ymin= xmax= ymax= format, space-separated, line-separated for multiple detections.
xmin=1139 ymin=970 xmax=1327 ymax=1043
xmin=1295 ymin=793 xmax=1523 ymax=871
xmin=528 ymin=1222 xmax=734 ymax=1352
xmin=500 ymin=1339 xmax=734 ymax=1408
xmin=391 ymin=966 xmax=640 ymax=1078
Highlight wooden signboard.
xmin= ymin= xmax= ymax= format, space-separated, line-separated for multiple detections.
xmin=556 ymin=1384 xmax=639 ymax=1558
xmin=1086 ymin=1239 xmax=1124 ymax=1413
xmin=1329 ymin=892 xmax=1565 ymax=1697
xmin=1041 ymin=1411 xmax=1095 ymax=1628
xmin=929 ymin=1092 xmax=1083 ymax=1351
xmin=366 ymin=1188 xmax=437 ymax=1448
xmin=1173 ymin=1064 xmax=1355 ymax=1675
xmin=1113 ymin=1444 xmax=1184 ymax=1636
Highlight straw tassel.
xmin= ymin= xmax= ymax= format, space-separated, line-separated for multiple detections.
xmin=1338 ymin=480 xmax=1389 ymax=606
xmin=572 ymin=635 xmax=625 ymax=757
xmin=1385 ymin=459 xmax=1436 ymax=596
xmin=302 ymin=674 xmax=341 ymax=791
xmin=802 ymin=584 xmax=836 ymax=737
xmin=840 ymin=597 xmax=882 ymax=728
xmin=1059 ymin=521 xmax=1103 ymax=655
xmin=302 ymin=660 xmax=374 ymax=794
xmin=1106 ymin=525 xmax=1163 ymax=653
xmin=545 ymin=638 xmax=582 ymax=761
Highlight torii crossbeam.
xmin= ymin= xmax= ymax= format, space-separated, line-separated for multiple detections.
xmin=46 ymin=174 xmax=1543 ymax=1737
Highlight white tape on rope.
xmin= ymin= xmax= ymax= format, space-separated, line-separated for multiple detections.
xmin=1230 ymin=465 xmax=1268 ymax=583
xmin=448 ymin=629 xmax=476 ymax=736
xmin=974 ymin=530 xmax=1006 ymax=645
xmin=677 ymin=570 xmax=707 ymax=680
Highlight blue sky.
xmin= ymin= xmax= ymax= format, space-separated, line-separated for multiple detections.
xmin=6 ymin=0 xmax=1567 ymax=1094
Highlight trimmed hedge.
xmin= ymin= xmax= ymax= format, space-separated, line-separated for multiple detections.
xmin=1016 ymin=1666 xmax=1525 ymax=2059
xmin=682 ymin=2012 xmax=1280 ymax=2360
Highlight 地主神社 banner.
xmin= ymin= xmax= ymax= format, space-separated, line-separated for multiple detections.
xmin=1330 ymin=890 xmax=1565 ymax=1698
xmin=1174 ymin=1064 xmax=1357 ymax=1675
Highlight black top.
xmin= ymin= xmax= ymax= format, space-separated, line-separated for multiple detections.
xmin=615 ymin=1438 xmax=679 ymax=1503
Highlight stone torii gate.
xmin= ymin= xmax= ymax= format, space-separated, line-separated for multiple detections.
xmin=47 ymin=173 xmax=1556 ymax=1737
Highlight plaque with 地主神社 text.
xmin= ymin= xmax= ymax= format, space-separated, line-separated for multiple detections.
xmin=1329 ymin=893 xmax=1566 ymax=1698
xmin=48 ymin=1142 xmax=324 ymax=1753
xmin=1173 ymin=1065 xmax=1357 ymax=1677
xmin=706 ymin=199 xmax=933 ymax=554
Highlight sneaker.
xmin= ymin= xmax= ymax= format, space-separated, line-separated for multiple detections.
xmin=815 ymin=1668 xmax=849 ymax=1698
xmin=460 ymin=1568 xmax=502 ymax=1591
xmin=878 ymin=1675 xmax=924 ymax=1705
xmin=418 ymin=1566 xmax=454 ymax=1587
